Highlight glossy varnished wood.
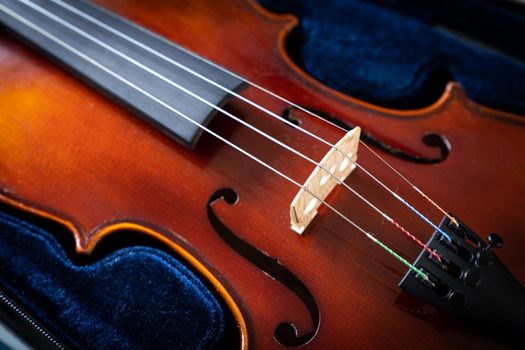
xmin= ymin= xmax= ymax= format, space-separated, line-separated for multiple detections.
xmin=0 ymin=0 xmax=524 ymax=348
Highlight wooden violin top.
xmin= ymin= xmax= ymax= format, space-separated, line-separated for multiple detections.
xmin=0 ymin=0 xmax=524 ymax=348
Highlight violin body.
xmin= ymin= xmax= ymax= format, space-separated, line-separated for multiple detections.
xmin=0 ymin=0 xmax=524 ymax=348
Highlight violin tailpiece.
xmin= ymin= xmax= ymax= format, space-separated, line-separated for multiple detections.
xmin=290 ymin=127 xmax=361 ymax=234
xmin=399 ymin=216 xmax=525 ymax=339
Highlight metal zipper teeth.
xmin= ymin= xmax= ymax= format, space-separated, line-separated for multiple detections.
xmin=0 ymin=291 xmax=66 ymax=350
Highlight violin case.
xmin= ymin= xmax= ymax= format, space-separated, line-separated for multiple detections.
xmin=0 ymin=0 xmax=523 ymax=348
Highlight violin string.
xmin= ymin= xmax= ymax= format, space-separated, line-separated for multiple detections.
xmin=0 ymin=2 xmax=432 ymax=282
xmin=357 ymin=142 xmax=459 ymax=227
xmin=46 ymin=0 xmax=455 ymax=240
xmin=21 ymin=0 xmax=444 ymax=261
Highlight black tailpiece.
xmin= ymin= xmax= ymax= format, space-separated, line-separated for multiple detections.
xmin=399 ymin=216 xmax=525 ymax=341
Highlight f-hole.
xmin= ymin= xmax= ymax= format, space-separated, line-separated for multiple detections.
xmin=295 ymin=107 xmax=451 ymax=164
xmin=207 ymin=188 xmax=320 ymax=347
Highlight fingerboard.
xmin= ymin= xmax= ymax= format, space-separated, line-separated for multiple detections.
xmin=0 ymin=0 xmax=244 ymax=148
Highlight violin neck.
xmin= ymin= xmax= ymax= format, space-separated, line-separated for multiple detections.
xmin=0 ymin=0 xmax=244 ymax=147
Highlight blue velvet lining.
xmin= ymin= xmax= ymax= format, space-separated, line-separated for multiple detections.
xmin=258 ymin=0 xmax=525 ymax=115
xmin=0 ymin=211 xmax=224 ymax=349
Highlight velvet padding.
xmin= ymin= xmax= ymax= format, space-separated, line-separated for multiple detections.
xmin=258 ymin=0 xmax=525 ymax=115
xmin=0 ymin=211 xmax=224 ymax=349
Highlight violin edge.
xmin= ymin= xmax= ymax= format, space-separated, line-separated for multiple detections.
xmin=0 ymin=191 xmax=251 ymax=350
xmin=248 ymin=0 xmax=525 ymax=124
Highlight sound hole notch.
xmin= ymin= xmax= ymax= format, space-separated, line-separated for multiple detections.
xmin=207 ymin=188 xmax=320 ymax=347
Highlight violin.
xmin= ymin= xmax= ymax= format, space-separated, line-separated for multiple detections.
xmin=0 ymin=0 xmax=524 ymax=348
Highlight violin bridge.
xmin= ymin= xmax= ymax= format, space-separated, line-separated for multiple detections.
xmin=290 ymin=127 xmax=361 ymax=234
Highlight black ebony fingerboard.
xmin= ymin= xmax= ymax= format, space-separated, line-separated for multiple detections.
xmin=0 ymin=0 xmax=244 ymax=148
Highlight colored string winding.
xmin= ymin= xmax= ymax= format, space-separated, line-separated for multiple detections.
xmin=365 ymin=232 xmax=430 ymax=282
xmin=387 ymin=216 xmax=441 ymax=262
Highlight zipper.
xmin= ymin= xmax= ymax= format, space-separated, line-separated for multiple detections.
xmin=0 ymin=291 xmax=66 ymax=350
